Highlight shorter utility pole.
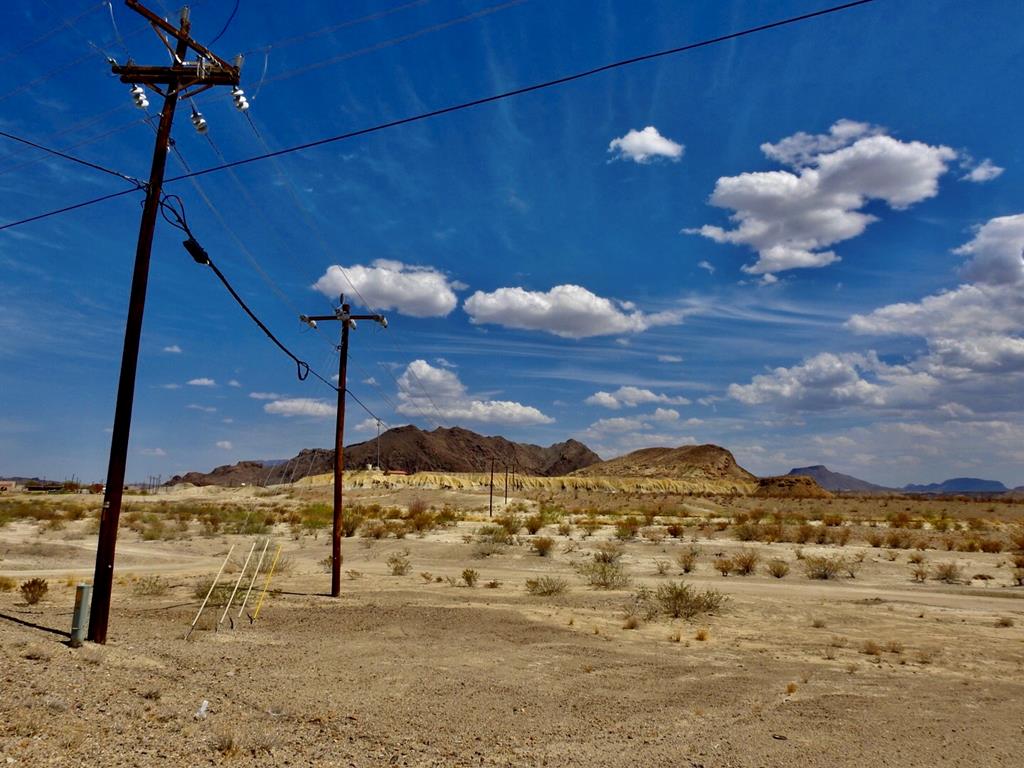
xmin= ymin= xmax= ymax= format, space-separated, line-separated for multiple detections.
xmin=301 ymin=296 xmax=386 ymax=597
xmin=375 ymin=418 xmax=382 ymax=470
xmin=488 ymin=458 xmax=495 ymax=517
xmin=504 ymin=462 xmax=509 ymax=504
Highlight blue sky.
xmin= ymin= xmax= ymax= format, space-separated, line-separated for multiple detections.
xmin=2 ymin=0 xmax=1023 ymax=487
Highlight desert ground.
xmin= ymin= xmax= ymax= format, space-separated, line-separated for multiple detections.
xmin=2 ymin=479 xmax=1023 ymax=766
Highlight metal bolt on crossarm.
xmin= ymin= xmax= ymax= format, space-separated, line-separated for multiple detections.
xmin=88 ymin=0 xmax=240 ymax=645
xmin=300 ymin=296 xmax=387 ymax=597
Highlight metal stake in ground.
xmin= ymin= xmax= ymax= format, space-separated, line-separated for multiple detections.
xmin=300 ymin=296 xmax=386 ymax=596
xmin=89 ymin=0 xmax=240 ymax=645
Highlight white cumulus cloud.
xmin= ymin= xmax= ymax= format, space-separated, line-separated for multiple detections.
xmin=249 ymin=392 xmax=282 ymax=400
xmin=960 ymin=158 xmax=1004 ymax=183
xmin=686 ymin=120 xmax=957 ymax=277
xmin=216 ymin=440 xmax=233 ymax=450
xmin=264 ymin=398 xmax=334 ymax=418
xmin=162 ymin=344 xmax=182 ymax=354
xmin=397 ymin=359 xmax=552 ymax=425
xmin=140 ymin=447 xmax=166 ymax=457
xmin=312 ymin=260 xmax=460 ymax=317
xmin=954 ymin=213 xmax=1024 ymax=286
xmin=187 ymin=377 xmax=216 ymax=387
xmin=464 ymin=284 xmax=685 ymax=339
xmin=585 ymin=386 xmax=690 ymax=409
xmin=608 ymin=126 xmax=684 ymax=164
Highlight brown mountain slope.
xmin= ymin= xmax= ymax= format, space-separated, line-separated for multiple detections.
xmin=571 ymin=444 xmax=830 ymax=497
xmin=168 ymin=426 xmax=601 ymax=486
xmin=571 ymin=444 xmax=759 ymax=492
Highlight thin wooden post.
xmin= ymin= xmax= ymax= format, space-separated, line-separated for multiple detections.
xmin=185 ymin=544 xmax=235 ymax=640
xmin=219 ymin=540 xmax=256 ymax=629
xmin=237 ymin=538 xmax=270 ymax=618
xmin=251 ymin=543 xmax=283 ymax=622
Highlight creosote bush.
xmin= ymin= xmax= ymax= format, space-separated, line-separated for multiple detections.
xmin=532 ymin=536 xmax=555 ymax=557
xmin=386 ymin=550 xmax=411 ymax=576
xmin=0 ymin=576 xmax=16 ymax=592
xmin=525 ymin=576 xmax=568 ymax=596
xmin=714 ymin=557 xmax=733 ymax=576
xmin=524 ymin=514 xmax=546 ymax=535
xmin=767 ymin=559 xmax=790 ymax=578
xmin=613 ymin=516 xmax=641 ymax=541
xmin=461 ymin=568 xmax=479 ymax=587
xmin=655 ymin=581 xmax=727 ymax=619
xmin=731 ymin=549 xmax=759 ymax=576
xmin=802 ymin=555 xmax=843 ymax=580
xmin=20 ymin=578 xmax=48 ymax=605
xmin=578 ymin=545 xmax=629 ymax=589
xmin=932 ymin=562 xmax=963 ymax=584
xmin=676 ymin=546 xmax=699 ymax=574
xmin=132 ymin=575 xmax=168 ymax=596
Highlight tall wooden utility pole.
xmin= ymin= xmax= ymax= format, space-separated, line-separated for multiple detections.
xmin=301 ymin=297 xmax=386 ymax=596
xmin=89 ymin=1 xmax=239 ymax=644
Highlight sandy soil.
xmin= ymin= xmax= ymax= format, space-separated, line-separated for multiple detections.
xmin=2 ymin=488 xmax=1023 ymax=767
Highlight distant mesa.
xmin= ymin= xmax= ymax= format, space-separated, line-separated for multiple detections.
xmin=786 ymin=465 xmax=891 ymax=493
xmin=167 ymin=425 xmax=601 ymax=487
xmin=573 ymin=443 xmax=830 ymax=497
xmin=903 ymin=477 xmax=1008 ymax=494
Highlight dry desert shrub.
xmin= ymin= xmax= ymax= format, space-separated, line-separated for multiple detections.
xmin=484 ymin=579 xmax=501 ymax=589
xmin=979 ymin=538 xmax=1004 ymax=554
xmin=461 ymin=568 xmax=479 ymax=587
xmin=496 ymin=512 xmax=523 ymax=537
xmin=0 ymin=575 xmax=16 ymax=592
xmin=613 ymin=516 xmax=641 ymax=541
xmin=557 ymin=521 xmax=573 ymax=537
xmin=132 ymin=575 xmax=168 ymax=597
xmin=932 ymin=562 xmax=963 ymax=584
xmin=802 ymin=555 xmax=843 ymax=580
xmin=912 ymin=564 xmax=929 ymax=583
xmin=653 ymin=558 xmax=671 ymax=576
xmin=20 ymin=577 xmax=48 ymax=605
xmin=1011 ymin=568 xmax=1024 ymax=587
xmin=579 ymin=546 xmax=630 ymax=589
xmin=419 ymin=571 xmax=433 ymax=584
xmin=695 ymin=627 xmax=709 ymax=641
xmin=524 ymin=513 xmax=546 ymax=535
xmin=908 ymin=552 xmax=926 ymax=565
xmin=995 ymin=616 xmax=1014 ymax=628
xmin=622 ymin=615 xmax=641 ymax=630
xmin=860 ymin=639 xmax=882 ymax=656
xmin=829 ymin=527 xmax=853 ymax=546
xmin=767 ymin=559 xmax=790 ymax=578
xmin=786 ymin=682 xmax=798 ymax=695
xmin=811 ymin=617 xmax=826 ymax=628
xmin=210 ymin=730 xmax=239 ymax=758
xmin=525 ymin=576 xmax=567 ymax=596
xmin=1011 ymin=553 xmax=1024 ymax=568
xmin=676 ymin=546 xmax=700 ymax=573
xmin=386 ymin=550 xmax=411 ymax=576
xmin=886 ymin=530 xmax=913 ymax=549
xmin=714 ymin=557 xmax=733 ymax=576
xmin=731 ymin=549 xmax=760 ymax=575
xmin=532 ymin=536 xmax=555 ymax=557
xmin=866 ymin=531 xmax=884 ymax=548
xmin=655 ymin=581 xmax=727 ymax=619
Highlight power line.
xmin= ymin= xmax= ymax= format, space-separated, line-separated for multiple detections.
xmin=209 ymin=0 xmax=240 ymax=45
xmin=0 ymin=0 xmax=880 ymax=232
xmin=159 ymin=193 xmax=334 ymax=389
xmin=241 ymin=0 xmax=431 ymax=55
xmin=260 ymin=0 xmax=526 ymax=86
xmin=0 ymin=129 xmax=143 ymax=186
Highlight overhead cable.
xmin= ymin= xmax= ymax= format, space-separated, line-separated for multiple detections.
xmin=0 ymin=0 xmax=880 ymax=231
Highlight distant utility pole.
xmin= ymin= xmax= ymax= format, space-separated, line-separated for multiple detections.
xmin=504 ymin=462 xmax=509 ymax=504
xmin=375 ymin=418 xmax=382 ymax=470
xmin=301 ymin=296 xmax=386 ymax=597
xmin=488 ymin=458 xmax=495 ymax=517
xmin=89 ymin=0 xmax=239 ymax=645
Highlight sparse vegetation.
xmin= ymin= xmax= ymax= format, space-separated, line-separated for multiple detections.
xmin=676 ymin=546 xmax=700 ymax=573
xmin=386 ymin=550 xmax=412 ymax=576
xmin=767 ymin=559 xmax=790 ymax=578
xmin=932 ymin=562 xmax=962 ymax=583
xmin=531 ymin=536 xmax=555 ymax=557
xmin=461 ymin=568 xmax=479 ymax=587
xmin=802 ymin=555 xmax=844 ymax=580
xmin=0 ymin=575 xmax=16 ymax=592
xmin=525 ymin=576 xmax=568 ymax=596
xmin=731 ymin=549 xmax=759 ymax=576
xmin=20 ymin=577 xmax=48 ymax=605
xmin=132 ymin=575 xmax=168 ymax=596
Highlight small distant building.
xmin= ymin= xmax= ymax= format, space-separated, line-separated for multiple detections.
xmin=0 ymin=480 xmax=15 ymax=493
